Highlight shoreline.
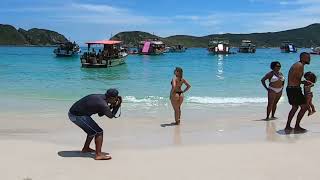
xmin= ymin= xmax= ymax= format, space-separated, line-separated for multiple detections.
xmin=1 ymin=96 xmax=320 ymax=149
xmin=0 ymin=45 xmax=58 ymax=47
xmin=0 ymin=45 xmax=313 ymax=49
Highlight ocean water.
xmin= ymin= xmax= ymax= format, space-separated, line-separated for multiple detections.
xmin=0 ymin=47 xmax=319 ymax=109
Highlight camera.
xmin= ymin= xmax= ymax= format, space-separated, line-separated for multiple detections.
xmin=109 ymin=96 xmax=122 ymax=109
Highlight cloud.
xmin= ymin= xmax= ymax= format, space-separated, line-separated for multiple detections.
xmin=70 ymin=3 xmax=127 ymax=14
xmin=1 ymin=1 xmax=320 ymax=38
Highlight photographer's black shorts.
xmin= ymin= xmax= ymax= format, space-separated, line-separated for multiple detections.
xmin=68 ymin=112 xmax=103 ymax=137
xmin=286 ymin=86 xmax=306 ymax=106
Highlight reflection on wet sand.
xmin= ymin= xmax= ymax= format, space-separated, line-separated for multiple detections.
xmin=266 ymin=121 xmax=301 ymax=143
xmin=266 ymin=121 xmax=278 ymax=141
xmin=173 ymin=125 xmax=181 ymax=145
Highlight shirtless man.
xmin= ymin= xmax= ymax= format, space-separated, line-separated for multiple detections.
xmin=285 ymin=52 xmax=311 ymax=133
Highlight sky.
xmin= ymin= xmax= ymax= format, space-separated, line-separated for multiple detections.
xmin=1 ymin=0 xmax=320 ymax=43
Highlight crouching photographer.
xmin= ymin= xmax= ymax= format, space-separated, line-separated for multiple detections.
xmin=68 ymin=88 xmax=122 ymax=160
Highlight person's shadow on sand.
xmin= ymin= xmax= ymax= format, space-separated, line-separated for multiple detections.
xmin=160 ymin=122 xmax=178 ymax=127
xmin=252 ymin=118 xmax=278 ymax=122
xmin=58 ymin=151 xmax=95 ymax=159
xmin=276 ymin=129 xmax=308 ymax=135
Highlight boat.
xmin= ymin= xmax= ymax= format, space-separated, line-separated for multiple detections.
xmin=310 ymin=47 xmax=320 ymax=55
xmin=127 ymin=47 xmax=139 ymax=55
xmin=53 ymin=41 xmax=81 ymax=57
xmin=238 ymin=40 xmax=256 ymax=53
xmin=167 ymin=44 xmax=187 ymax=53
xmin=138 ymin=39 xmax=166 ymax=55
xmin=164 ymin=46 xmax=170 ymax=53
xmin=80 ymin=40 xmax=128 ymax=68
xmin=280 ymin=41 xmax=297 ymax=53
xmin=208 ymin=39 xmax=233 ymax=54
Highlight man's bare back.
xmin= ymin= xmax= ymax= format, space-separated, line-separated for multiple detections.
xmin=287 ymin=62 xmax=304 ymax=87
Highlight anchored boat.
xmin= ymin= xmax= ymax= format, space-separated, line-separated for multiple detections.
xmin=53 ymin=41 xmax=81 ymax=57
xmin=310 ymin=47 xmax=320 ymax=55
xmin=167 ymin=44 xmax=187 ymax=53
xmin=280 ymin=41 xmax=297 ymax=53
xmin=208 ymin=39 xmax=232 ymax=55
xmin=80 ymin=40 xmax=128 ymax=68
xmin=138 ymin=39 xmax=166 ymax=55
xmin=238 ymin=40 xmax=256 ymax=53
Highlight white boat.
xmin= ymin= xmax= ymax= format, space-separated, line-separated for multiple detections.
xmin=238 ymin=40 xmax=256 ymax=53
xmin=53 ymin=42 xmax=81 ymax=57
xmin=311 ymin=47 xmax=320 ymax=55
xmin=280 ymin=41 xmax=297 ymax=53
xmin=208 ymin=39 xmax=233 ymax=54
xmin=80 ymin=40 xmax=127 ymax=68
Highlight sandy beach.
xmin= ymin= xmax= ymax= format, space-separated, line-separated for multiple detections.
xmin=1 ymin=98 xmax=320 ymax=180
xmin=1 ymin=0 xmax=320 ymax=178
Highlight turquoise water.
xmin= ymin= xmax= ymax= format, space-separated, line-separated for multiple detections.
xmin=1 ymin=47 xmax=319 ymax=108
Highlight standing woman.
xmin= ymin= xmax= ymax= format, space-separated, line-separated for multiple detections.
xmin=261 ymin=61 xmax=285 ymax=120
xmin=170 ymin=67 xmax=191 ymax=125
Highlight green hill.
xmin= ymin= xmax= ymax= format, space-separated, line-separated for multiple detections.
xmin=0 ymin=24 xmax=68 ymax=46
xmin=0 ymin=24 xmax=28 ymax=45
xmin=111 ymin=23 xmax=320 ymax=48
xmin=111 ymin=31 xmax=159 ymax=47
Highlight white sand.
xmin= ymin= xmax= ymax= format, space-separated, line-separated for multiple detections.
xmin=1 ymin=99 xmax=320 ymax=180
xmin=2 ymin=138 xmax=320 ymax=180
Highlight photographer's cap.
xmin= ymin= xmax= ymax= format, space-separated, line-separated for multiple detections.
xmin=105 ymin=88 xmax=119 ymax=97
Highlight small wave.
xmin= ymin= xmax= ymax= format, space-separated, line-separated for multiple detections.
xmin=124 ymin=96 xmax=164 ymax=103
xmin=123 ymin=96 xmax=283 ymax=105
xmin=14 ymin=95 xmax=283 ymax=106
xmin=186 ymin=96 xmax=271 ymax=104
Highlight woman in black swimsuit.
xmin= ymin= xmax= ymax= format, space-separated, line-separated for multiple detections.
xmin=170 ymin=67 xmax=191 ymax=125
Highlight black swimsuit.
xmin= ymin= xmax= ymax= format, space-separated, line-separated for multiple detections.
xmin=171 ymin=79 xmax=183 ymax=96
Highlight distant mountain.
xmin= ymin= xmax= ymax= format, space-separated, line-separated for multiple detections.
xmin=0 ymin=24 xmax=68 ymax=46
xmin=111 ymin=23 xmax=320 ymax=48
xmin=111 ymin=31 xmax=159 ymax=47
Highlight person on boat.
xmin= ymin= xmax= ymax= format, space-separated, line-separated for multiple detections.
xmin=68 ymin=89 xmax=122 ymax=160
xmin=170 ymin=67 xmax=191 ymax=125
xmin=97 ymin=49 xmax=102 ymax=64
xmin=113 ymin=46 xmax=119 ymax=58
xmin=105 ymin=46 xmax=112 ymax=57
xmin=261 ymin=61 xmax=285 ymax=120
xmin=91 ymin=48 xmax=96 ymax=57
xmin=285 ymin=52 xmax=311 ymax=133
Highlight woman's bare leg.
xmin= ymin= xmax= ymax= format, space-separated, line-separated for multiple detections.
xmin=178 ymin=94 xmax=184 ymax=121
xmin=171 ymin=94 xmax=180 ymax=124
xmin=271 ymin=92 xmax=282 ymax=118
xmin=267 ymin=90 xmax=276 ymax=120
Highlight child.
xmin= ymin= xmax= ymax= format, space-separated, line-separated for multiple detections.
xmin=304 ymin=72 xmax=317 ymax=116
